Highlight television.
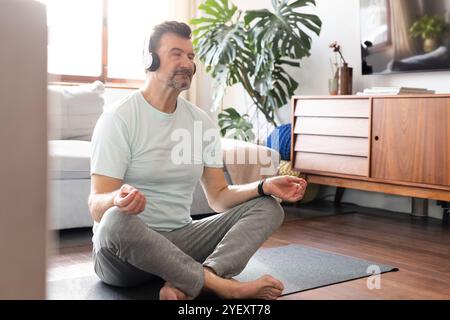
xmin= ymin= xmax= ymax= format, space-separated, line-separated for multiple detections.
xmin=360 ymin=0 xmax=450 ymax=75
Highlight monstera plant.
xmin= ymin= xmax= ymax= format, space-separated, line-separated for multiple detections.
xmin=191 ymin=0 xmax=321 ymax=138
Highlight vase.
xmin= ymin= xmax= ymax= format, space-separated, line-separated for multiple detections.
xmin=328 ymin=78 xmax=338 ymax=95
xmin=423 ymin=38 xmax=438 ymax=53
xmin=337 ymin=63 xmax=353 ymax=95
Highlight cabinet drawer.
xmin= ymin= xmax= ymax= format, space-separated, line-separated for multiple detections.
xmin=294 ymin=135 xmax=368 ymax=157
xmin=294 ymin=117 xmax=369 ymax=137
xmin=294 ymin=152 xmax=368 ymax=176
xmin=294 ymin=99 xmax=370 ymax=117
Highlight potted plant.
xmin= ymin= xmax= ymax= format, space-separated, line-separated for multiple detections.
xmin=190 ymin=0 xmax=321 ymax=140
xmin=409 ymin=15 xmax=448 ymax=53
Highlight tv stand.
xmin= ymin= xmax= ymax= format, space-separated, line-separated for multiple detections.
xmin=291 ymin=95 xmax=450 ymax=218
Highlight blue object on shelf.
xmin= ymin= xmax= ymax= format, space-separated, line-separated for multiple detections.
xmin=266 ymin=123 xmax=291 ymax=161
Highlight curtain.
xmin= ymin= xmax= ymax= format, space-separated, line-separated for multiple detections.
xmin=389 ymin=0 xmax=421 ymax=59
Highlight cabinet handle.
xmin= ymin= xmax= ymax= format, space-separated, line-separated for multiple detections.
xmin=374 ymin=136 xmax=379 ymax=141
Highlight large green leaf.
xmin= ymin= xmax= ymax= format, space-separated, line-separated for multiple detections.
xmin=191 ymin=0 xmax=321 ymax=131
xmin=217 ymin=107 xmax=255 ymax=141
xmin=244 ymin=0 xmax=321 ymax=77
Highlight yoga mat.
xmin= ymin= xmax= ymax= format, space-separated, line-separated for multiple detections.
xmin=235 ymin=244 xmax=398 ymax=295
xmin=47 ymin=244 xmax=397 ymax=299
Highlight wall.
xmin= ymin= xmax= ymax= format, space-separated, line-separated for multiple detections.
xmin=0 ymin=0 xmax=48 ymax=299
xmin=287 ymin=0 xmax=450 ymax=96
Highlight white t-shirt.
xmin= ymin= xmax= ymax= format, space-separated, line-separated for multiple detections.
xmin=91 ymin=91 xmax=223 ymax=232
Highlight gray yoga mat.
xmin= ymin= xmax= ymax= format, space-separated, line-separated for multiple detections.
xmin=234 ymin=244 xmax=398 ymax=295
xmin=47 ymin=275 xmax=164 ymax=300
xmin=47 ymin=244 xmax=397 ymax=299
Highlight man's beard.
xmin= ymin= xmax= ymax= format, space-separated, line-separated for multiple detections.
xmin=167 ymin=67 xmax=193 ymax=90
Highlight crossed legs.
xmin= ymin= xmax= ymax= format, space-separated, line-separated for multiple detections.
xmin=92 ymin=196 xmax=285 ymax=299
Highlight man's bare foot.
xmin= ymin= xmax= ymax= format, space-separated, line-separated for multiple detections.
xmin=159 ymin=282 xmax=192 ymax=300
xmin=228 ymin=275 xmax=284 ymax=300
xmin=204 ymin=269 xmax=284 ymax=300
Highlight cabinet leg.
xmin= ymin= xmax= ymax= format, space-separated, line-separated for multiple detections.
xmin=411 ymin=198 xmax=428 ymax=217
xmin=334 ymin=187 xmax=346 ymax=205
xmin=437 ymin=201 xmax=449 ymax=224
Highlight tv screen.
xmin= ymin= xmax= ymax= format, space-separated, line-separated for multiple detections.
xmin=360 ymin=0 xmax=450 ymax=75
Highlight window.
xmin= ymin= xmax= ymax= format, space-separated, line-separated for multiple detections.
xmin=38 ymin=0 xmax=171 ymax=87
xmin=360 ymin=0 xmax=392 ymax=51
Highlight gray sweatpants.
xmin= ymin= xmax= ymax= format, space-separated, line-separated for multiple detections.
xmin=92 ymin=196 xmax=284 ymax=297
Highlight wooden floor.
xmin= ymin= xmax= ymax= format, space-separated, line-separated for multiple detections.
xmin=48 ymin=201 xmax=450 ymax=299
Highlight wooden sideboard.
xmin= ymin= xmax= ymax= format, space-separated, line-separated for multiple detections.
xmin=291 ymin=95 xmax=450 ymax=202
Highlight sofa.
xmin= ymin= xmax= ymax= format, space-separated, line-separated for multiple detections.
xmin=47 ymin=82 xmax=280 ymax=230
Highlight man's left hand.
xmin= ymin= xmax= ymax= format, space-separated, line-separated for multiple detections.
xmin=264 ymin=176 xmax=307 ymax=202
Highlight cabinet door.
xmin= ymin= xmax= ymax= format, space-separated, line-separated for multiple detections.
xmin=371 ymin=97 xmax=450 ymax=186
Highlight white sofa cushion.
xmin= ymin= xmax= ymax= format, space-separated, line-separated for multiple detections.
xmin=48 ymin=81 xmax=105 ymax=141
xmin=48 ymin=140 xmax=91 ymax=180
xmin=48 ymin=179 xmax=92 ymax=230
xmin=221 ymin=138 xmax=280 ymax=184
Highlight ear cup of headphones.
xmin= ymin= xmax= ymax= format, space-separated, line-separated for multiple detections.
xmin=142 ymin=51 xmax=152 ymax=70
xmin=144 ymin=49 xmax=196 ymax=75
xmin=147 ymin=52 xmax=160 ymax=72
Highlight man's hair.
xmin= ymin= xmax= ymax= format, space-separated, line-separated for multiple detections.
xmin=149 ymin=21 xmax=192 ymax=52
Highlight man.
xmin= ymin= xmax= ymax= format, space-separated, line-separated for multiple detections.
xmin=89 ymin=21 xmax=307 ymax=300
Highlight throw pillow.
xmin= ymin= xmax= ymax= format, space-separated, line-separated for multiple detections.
xmin=266 ymin=124 xmax=291 ymax=161
xmin=48 ymin=80 xmax=105 ymax=141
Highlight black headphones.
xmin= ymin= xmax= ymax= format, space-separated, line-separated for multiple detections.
xmin=143 ymin=38 xmax=196 ymax=75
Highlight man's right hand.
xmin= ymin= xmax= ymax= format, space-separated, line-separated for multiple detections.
xmin=113 ymin=184 xmax=147 ymax=215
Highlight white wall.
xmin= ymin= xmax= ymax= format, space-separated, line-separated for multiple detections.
xmin=220 ymin=0 xmax=450 ymax=113
xmin=299 ymin=0 xmax=450 ymax=95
